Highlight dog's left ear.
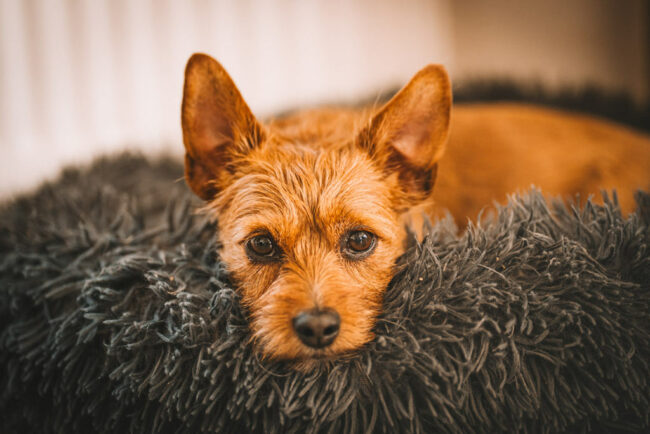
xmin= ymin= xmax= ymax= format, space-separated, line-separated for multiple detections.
xmin=358 ymin=64 xmax=451 ymax=208
xmin=182 ymin=53 xmax=264 ymax=200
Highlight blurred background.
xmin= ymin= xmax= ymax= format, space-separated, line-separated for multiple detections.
xmin=0 ymin=0 xmax=648 ymax=198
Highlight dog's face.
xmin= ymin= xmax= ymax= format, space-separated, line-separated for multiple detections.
xmin=213 ymin=144 xmax=404 ymax=360
xmin=181 ymin=54 xmax=450 ymax=361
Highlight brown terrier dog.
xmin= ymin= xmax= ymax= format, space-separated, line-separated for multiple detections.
xmin=181 ymin=53 xmax=650 ymax=362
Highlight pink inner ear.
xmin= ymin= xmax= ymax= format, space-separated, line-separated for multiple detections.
xmin=375 ymin=66 xmax=451 ymax=170
xmin=393 ymin=112 xmax=437 ymax=167
xmin=192 ymin=96 xmax=234 ymax=160
xmin=188 ymin=70 xmax=240 ymax=155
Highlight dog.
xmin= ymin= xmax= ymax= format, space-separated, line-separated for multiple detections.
xmin=181 ymin=53 xmax=650 ymax=362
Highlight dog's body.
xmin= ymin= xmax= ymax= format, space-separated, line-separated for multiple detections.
xmin=181 ymin=54 xmax=650 ymax=363
xmin=438 ymin=103 xmax=650 ymax=221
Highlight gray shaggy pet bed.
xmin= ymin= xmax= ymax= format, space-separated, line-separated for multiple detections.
xmin=1 ymin=154 xmax=649 ymax=434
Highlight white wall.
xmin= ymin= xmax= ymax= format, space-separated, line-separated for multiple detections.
xmin=0 ymin=0 xmax=647 ymax=199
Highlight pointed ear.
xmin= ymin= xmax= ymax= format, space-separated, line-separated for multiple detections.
xmin=181 ymin=53 xmax=265 ymax=200
xmin=358 ymin=64 xmax=451 ymax=207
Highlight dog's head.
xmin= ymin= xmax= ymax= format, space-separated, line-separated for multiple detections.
xmin=181 ymin=54 xmax=450 ymax=361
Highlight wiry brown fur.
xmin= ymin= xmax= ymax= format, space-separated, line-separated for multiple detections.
xmin=434 ymin=103 xmax=650 ymax=222
xmin=181 ymin=53 xmax=650 ymax=362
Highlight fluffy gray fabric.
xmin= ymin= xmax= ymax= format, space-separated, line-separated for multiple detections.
xmin=1 ymin=154 xmax=649 ymax=433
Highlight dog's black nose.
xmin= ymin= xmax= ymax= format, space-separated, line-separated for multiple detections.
xmin=292 ymin=309 xmax=340 ymax=348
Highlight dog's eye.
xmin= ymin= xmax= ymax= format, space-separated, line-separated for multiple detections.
xmin=342 ymin=230 xmax=377 ymax=260
xmin=250 ymin=235 xmax=274 ymax=255
xmin=348 ymin=231 xmax=373 ymax=251
xmin=246 ymin=235 xmax=280 ymax=262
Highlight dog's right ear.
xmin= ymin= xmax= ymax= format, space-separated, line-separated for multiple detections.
xmin=357 ymin=64 xmax=451 ymax=210
xmin=182 ymin=53 xmax=264 ymax=200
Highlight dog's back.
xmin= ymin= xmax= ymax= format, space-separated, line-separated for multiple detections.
xmin=434 ymin=103 xmax=650 ymax=221
xmin=273 ymin=103 xmax=650 ymax=223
